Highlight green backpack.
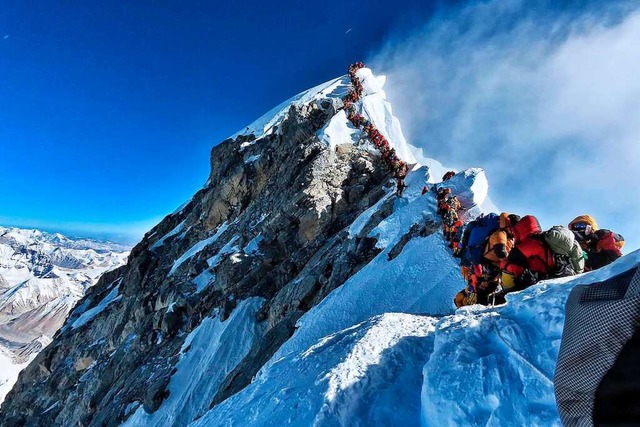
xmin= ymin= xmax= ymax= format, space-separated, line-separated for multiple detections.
xmin=543 ymin=225 xmax=585 ymax=275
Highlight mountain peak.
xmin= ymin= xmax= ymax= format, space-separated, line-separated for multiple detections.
xmin=2 ymin=63 xmax=625 ymax=427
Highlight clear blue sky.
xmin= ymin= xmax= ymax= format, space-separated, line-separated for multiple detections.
xmin=2 ymin=0 xmax=638 ymax=252
xmin=0 ymin=0 xmax=445 ymax=243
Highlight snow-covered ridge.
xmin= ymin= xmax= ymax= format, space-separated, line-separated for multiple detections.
xmin=0 ymin=64 xmax=607 ymax=426
xmin=230 ymin=76 xmax=349 ymax=144
xmin=192 ymin=249 xmax=640 ymax=426
xmin=230 ymin=68 xmax=440 ymax=175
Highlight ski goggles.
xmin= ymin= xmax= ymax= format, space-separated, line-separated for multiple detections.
xmin=571 ymin=222 xmax=589 ymax=231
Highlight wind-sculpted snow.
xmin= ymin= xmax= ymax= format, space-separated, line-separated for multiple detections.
xmin=317 ymin=110 xmax=360 ymax=149
xmin=435 ymin=167 xmax=489 ymax=215
xmin=231 ymin=76 xmax=349 ymax=143
xmin=191 ymin=313 xmax=437 ymax=427
xmin=191 ymin=251 xmax=640 ymax=426
xmin=122 ymin=298 xmax=265 ymax=427
xmin=316 ymin=67 xmax=418 ymax=168
xmin=421 ymin=250 xmax=640 ymax=426
xmin=356 ymin=68 xmax=417 ymax=164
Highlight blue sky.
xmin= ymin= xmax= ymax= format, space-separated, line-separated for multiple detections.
xmin=0 ymin=0 xmax=440 ymax=243
xmin=1 ymin=0 xmax=638 ymax=250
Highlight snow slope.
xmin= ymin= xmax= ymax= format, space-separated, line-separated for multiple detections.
xmin=122 ymin=298 xmax=266 ymax=427
xmin=186 ymin=69 xmax=636 ymax=425
xmin=190 ymin=247 xmax=639 ymax=426
xmin=192 ymin=313 xmax=437 ymax=427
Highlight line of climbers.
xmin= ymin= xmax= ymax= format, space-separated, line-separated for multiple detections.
xmin=427 ymin=171 xmax=466 ymax=256
xmin=342 ymin=62 xmax=626 ymax=308
xmin=429 ymin=174 xmax=625 ymax=308
xmin=456 ymin=213 xmax=624 ymax=307
xmin=343 ymin=62 xmax=409 ymax=196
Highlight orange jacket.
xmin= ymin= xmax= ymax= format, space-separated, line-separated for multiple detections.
xmin=483 ymin=229 xmax=513 ymax=266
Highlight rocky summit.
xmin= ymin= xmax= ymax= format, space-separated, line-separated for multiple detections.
xmin=1 ymin=68 xmax=455 ymax=426
xmin=3 ymin=63 xmax=634 ymax=427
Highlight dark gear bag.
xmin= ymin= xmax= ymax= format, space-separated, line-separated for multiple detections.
xmin=463 ymin=213 xmax=501 ymax=265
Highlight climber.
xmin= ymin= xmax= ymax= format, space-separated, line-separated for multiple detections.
xmin=461 ymin=212 xmax=519 ymax=305
xmin=396 ymin=177 xmax=408 ymax=197
xmin=454 ymin=288 xmax=476 ymax=308
xmin=436 ymin=188 xmax=451 ymax=216
xmin=459 ymin=212 xmax=501 ymax=268
xmin=452 ymin=213 xmax=504 ymax=308
xmin=454 ymin=212 xmax=520 ymax=305
xmin=455 ymin=263 xmax=483 ymax=308
xmin=543 ymin=224 xmax=585 ymax=277
xmin=454 ymin=263 xmax=506 ymax=308
xmin=501 ymin=215 xmax=555 ymax=292
xmin=483 ymin=213 xmax=519 ymax=267
xmin=448 ymin=219 xmax=464 ymax=249
xmin=421 ymin=185 xmax=429 ymax=195
xmin=569 ymin=215 xmax=624 ymax=271
xmin=442 ymin=171 xmax=455 ymax=181
xmin=441 ymin=194 xmax=462 ymax=241
xmin=451 ymin=225 xmax=465 ymax=257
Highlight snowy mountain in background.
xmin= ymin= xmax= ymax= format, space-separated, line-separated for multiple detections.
xmin=0 ymin=67 xmax=636 ymax=427
xmin=0 ymin=226 xmax=129 ymax=403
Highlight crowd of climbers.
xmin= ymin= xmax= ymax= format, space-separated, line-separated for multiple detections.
xmin=425 ymin=173 xmax=626 ymax=308
xmin=343 ymin=62 xmax=409 ymax=196
xmin=344 ymin=63 xmax=625 ymax=308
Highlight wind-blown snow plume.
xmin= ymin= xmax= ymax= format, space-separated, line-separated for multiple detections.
xmin=370 ymin=0 xmax=640 ymax=251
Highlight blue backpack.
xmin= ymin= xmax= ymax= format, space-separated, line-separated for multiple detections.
xmin=462 ymin=213 xmax=501 ymax=265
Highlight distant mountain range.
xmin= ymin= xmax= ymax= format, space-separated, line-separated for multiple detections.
xmin=0 ymin=226 xmax=129 ymax=403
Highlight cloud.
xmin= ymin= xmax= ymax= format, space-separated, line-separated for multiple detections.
xmin=370 ymin=0 xmax=640 ymax=251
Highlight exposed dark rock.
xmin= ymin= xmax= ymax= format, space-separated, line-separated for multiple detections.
xmin=209 ymin=310 xmax=303 ymax=409
xmin=0 ymin=93 xmax=412 ymax=427
xmin=387 ymin=220 xmax=440 ymax=261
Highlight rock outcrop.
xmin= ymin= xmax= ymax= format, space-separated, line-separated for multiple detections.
xmin=0 ymin=79 xmax=406 ymax=426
